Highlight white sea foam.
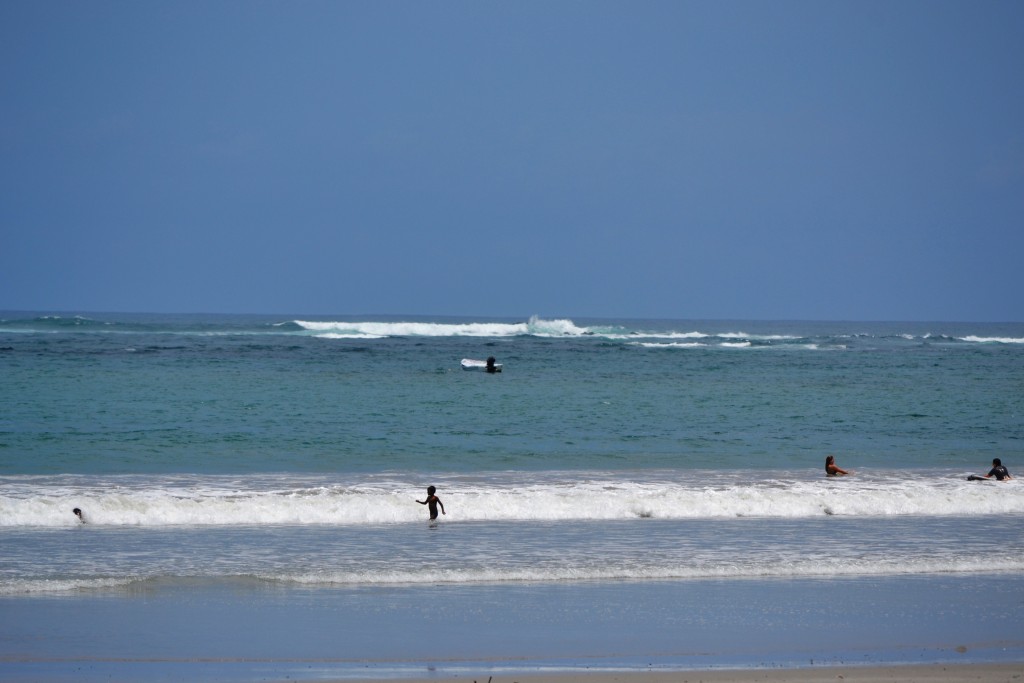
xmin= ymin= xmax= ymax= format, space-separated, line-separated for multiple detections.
xmin=5 ymin=316 xmax=1022 ymax=349
xmin=0 ymin=576 xmax=137 ymax=596
xmin=959 ymin=335 xmax=1024 ymax=344
xmin=6 ymin=552 xmax=1020 ymax=596
xmin=633 ymin=342 xmax=707 ymax=348
xmin=629 ymin=331 xmax=710 ymax=340
xmin=294 ymin=316 xmax=591 ymax=339
xmin=3 ymin=471 xmax=1021 ymax=528
xmin=267 ymin=554 xmax=1024 ymax=588
xmin=292 ymin=319 xmax=811 ymax=343
xmin=313 ymin=332 xmax=388 ymax=339
xmin=297 ymin=320 xmax=525 ymax=338
xmin=284 ymin=321 xmax=909 ymax=352
xmin=718 ymin=332 xmax=799 ymax=341
xmin=265 ymin=318 xmax=1024 ymax=348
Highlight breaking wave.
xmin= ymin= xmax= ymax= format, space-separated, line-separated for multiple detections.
xmin=4 ymin=471 xmax=1021 ymax=528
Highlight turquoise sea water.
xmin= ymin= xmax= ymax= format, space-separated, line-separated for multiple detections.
xmin=1 ymin=312 xmax=1023 ymax=680
xmin=4 ymin=314 xmax=1022 ymax=475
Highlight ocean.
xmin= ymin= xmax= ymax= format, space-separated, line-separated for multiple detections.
xmin=1 ymin=312 xmax=1022 ymax=681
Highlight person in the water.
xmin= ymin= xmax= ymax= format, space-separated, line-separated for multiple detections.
xmin=825 ymin=455 xmax=850 ymax=476
xmin=416 ymin=486 xmax=446 ymax=520
xmin=980 ymin=458 xmax=1012 ymax=481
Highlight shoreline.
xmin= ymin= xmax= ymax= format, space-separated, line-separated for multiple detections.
xmin=381 ymin=665 xmax=1024 ymax=683
xmin=3 ymin=574 xmax=1023 ymax=683
xmin=3 ymin=662 xmax=1022 ymax=683
xmin=317 ymin=664 xmax=1024 ymax=683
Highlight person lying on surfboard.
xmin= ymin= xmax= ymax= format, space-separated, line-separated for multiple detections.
xmin=825 ymin=455 xmax=850 ymax=476
xmin=972 ymin=458 xmax=1012 ymax=481
xmin=416 ymin=486 xmax=446 ymax=520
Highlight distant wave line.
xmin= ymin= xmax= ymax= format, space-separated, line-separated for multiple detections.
xmin=2 ymin=315 xmax=1022 ymax=345
xmin=294 ymin=316 xmax=588 ymax=338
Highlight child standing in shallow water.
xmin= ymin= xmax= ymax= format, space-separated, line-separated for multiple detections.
xmin=416 ymin=486 xmax=446 ymax=520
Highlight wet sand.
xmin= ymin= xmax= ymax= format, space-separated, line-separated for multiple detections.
xmin=328 ymin=664 xmax=1024 ymax=683
xmin=2 ymin=576 xmax=1022 ymax=682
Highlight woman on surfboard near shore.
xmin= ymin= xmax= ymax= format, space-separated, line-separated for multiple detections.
xmin=825 ymin=455 xmax=851 ymax=476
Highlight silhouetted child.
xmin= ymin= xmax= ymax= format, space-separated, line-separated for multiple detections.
xmin=416 ymin=486 xmax=445 ymax=520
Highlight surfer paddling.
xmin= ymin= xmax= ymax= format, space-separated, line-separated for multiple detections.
xmin=825 ymin=455 xmax=850 ymax=476
xmin=970 ymin=458 xmax=1012 ymax=481
xmin=416 ymin=486 xmax=446 ymax=520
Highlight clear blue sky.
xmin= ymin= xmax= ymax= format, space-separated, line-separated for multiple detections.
xmin=2 ymin=1 xmax=1022 ymax=321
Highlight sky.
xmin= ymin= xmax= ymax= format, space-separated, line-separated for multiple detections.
xmin=1 ymin=1 xmax=1022 ymax=321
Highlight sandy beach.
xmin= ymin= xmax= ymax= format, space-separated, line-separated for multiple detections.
xmin=329 ymin=665 xmax=1024 ymax=683
xmin=3 ymin=573 xmax=1023 ymax=683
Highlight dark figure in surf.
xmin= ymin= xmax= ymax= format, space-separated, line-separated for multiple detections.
xmin=825 ymin=455 xmax=850 ymax=476
xmin=73 ymin=507 xmax=85 ymax=523
xmin=486 ymin=356 xmax=498 ymax=373
xmin=416 ymin=486 xmax=446 ymax=520
xmin=979 ymin=458 xmax=1012 ymax=481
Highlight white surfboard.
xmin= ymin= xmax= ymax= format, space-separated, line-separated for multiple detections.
xmin=461 ymin=358 xmax=502 ymax=372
